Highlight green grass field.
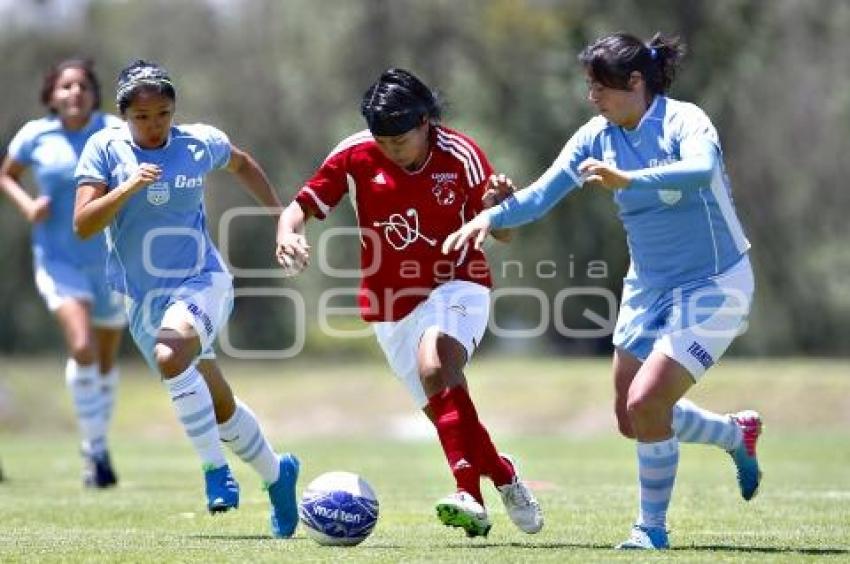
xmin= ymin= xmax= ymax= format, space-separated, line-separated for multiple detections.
xmin=1 ymin=357 xmax=849 ymax=562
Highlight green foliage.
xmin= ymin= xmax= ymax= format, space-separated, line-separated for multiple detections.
xmin=2 ymin=0 xmax=849 ymax=353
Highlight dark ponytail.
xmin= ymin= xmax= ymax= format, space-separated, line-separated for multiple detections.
xmin=579 ymin=32 xmax=685 ymax=96
xmin=646 ymin=33 xmax=686 ymax=94
xmin=360 ymin=68 xmax=443 ymax=136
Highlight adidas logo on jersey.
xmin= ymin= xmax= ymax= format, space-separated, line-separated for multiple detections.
xmin=372 ymin=172 xmax=386 ymax=184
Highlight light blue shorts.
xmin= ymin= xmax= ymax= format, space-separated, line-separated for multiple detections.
xmin=34 ymin=256 xmax=126 ymax=327
xmin=613 ymin=255 xmax=754 ymax=380
xmin=126 ymin=272 xmax=234 ymax=373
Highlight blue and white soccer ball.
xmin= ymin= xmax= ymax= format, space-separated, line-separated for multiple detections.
xmin=298 ymin=471 xmax=379 ymax=546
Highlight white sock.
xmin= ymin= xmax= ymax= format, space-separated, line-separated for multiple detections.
xmin=672 ymin=398 xmax=742 ymax=450
xmin=99 ymin=366 xmax=119 ymax=428
xmin=65 ymin=359 xmax=107 ymax=455
xmin=163 ymin=365 xmax=227 ymax=469
xmin=218 ymin=399 xmax=280 ymax=484
xmin=636 ymin=437 xmax=679 ymax=530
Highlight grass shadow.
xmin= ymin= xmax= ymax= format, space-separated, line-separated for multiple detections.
xmin=684 ymin=544 xmax=849 ymax=555
xmin=444 ymin=541 xmax=850 ymax=554
xmin=189 ymin=534 xmax=309 ymax=541
xmin=447 ymin=541 xmax=614 ymax=550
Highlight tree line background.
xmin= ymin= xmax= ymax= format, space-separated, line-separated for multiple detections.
xmin=1 ymin=0 xmax=849 ymax=357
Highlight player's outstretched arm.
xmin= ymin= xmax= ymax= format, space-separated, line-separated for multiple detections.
xmin=226 ymin=144 xmax=283 ymax=213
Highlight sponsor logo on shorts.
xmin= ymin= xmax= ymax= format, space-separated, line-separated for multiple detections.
xmin=687 ymin=341 xmax=714 ymax=369
xmin=187 ymin=303 xmax=214 ymax=336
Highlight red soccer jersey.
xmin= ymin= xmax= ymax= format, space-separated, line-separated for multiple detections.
xmin=296 ymin=125 xmax=494 ymax=321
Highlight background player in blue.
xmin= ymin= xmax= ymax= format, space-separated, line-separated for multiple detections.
xmin=0 ymin=58 xmax=126 ymax=488
xmin=73 ymin=60 xmax=299 ymax=538
xmin=444 ymin=33 xmax=764 ymax=550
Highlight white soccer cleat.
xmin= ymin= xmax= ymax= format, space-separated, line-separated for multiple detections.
xmin=435 ymin=491 xmax=492 ymax=537
xmin=496 ymin=455 xmax=544 ymax=534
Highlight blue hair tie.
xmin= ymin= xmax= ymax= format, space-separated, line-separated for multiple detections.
xmin=649 ymin=47 xmax=658 ymax=60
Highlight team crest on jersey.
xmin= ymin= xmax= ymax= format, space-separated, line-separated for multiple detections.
xmin=431 ymin=172 xmax=458 ymax=206
xmin=658 ymin=189 xmax=682 ymax=205
xmin=147 ymin=181 xmax=170 ymax=205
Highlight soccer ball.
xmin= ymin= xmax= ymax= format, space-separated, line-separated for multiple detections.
xmin=298 ymin=471 xmax=379 ymax=546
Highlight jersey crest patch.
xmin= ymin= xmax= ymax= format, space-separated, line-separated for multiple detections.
xmin=431 ymin=172 xmax=458 ymax=206
xmin=147 ymin=181 xmax=170 ymax=205
xmin=658 ymin=189 xmax=682 ymax=205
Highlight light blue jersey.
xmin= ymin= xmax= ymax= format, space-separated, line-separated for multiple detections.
xmin=74 ymin=123 xmax=232 ymax=302
xmin=489 ymin=96 xmax=750 ymax=288
xmin=8 ymin=112 xmax=121 ymax=266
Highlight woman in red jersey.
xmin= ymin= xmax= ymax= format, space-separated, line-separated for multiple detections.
xmin=276 ymin=68 xmax=542 ymax=538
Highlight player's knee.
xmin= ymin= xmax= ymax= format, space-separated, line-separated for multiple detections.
xmin=69 ymin=341 xmax=96 ymax=365
xmin=419 ymin=333 xmax=465 ymax=391
xmin=154 ymin=342 xmax=191 ymax=378
xmin=418 ymin=356 xmax=444 ymax=390
xmin=625 ymin=392 xmax=663 ymax=425
xmin=615 ymin=406 xmax=635 ymax=438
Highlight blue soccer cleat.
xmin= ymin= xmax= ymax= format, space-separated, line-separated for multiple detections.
xmin=616 ymin=524 xmax=669 ymax=549
xmin=727 ymin=410 xmax=763 ymax=501
xmin=204 ymin=463 xmax=240 ymax=513
xmin=266 ymin=453 xmax=300 ymax=538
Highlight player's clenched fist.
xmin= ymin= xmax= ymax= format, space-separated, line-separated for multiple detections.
xmin=276 ymin=232 xmax=310 ymax=277
xmin=126 ymin=163 xmax=162 ymax=193
xmin=482 ymin=173 xmax=515 ymax=209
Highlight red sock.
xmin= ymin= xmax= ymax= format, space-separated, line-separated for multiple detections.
xmin=427 ymin=389 xmax=483 ymax=502
xmin=449 ymin=386 xmax=515 ymax=487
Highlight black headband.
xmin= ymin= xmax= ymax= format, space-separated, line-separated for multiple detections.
xmin=364 ymin=108 xmax=425 ymax=137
